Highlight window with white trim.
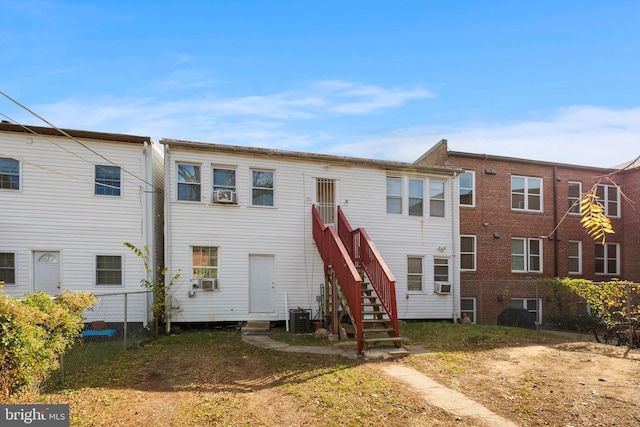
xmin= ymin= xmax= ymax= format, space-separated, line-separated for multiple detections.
xmin=596 ymin=184 xmax=620 ymax=217
xmin=461 ymin=298 xmax=476 ymax=323
xmin=511 ymin=176 xmax=542 ymax=211
xmin=459 ymin=171 xmax=475 ymax=207
xmin=510 ymin=298 xmax=542 ymax=324
xmin=408 ymin=179 xmax=424 ymax=217
xmin=192 ymin=246 xmax=218 ymax=279
xmin=429 ymin=180 xmax=445 ymax=217
xmin=511 ymin=238 xmax=542 ymax=272
xmin=0 ymin=252 xmax=16 ymax=285
xmin=96 ymin=255 xmax=123 ymax=286
xmin=95 ymin=165 xmax=121 ymax=196
xmin=251 ymin=169 xmax=274 ymax=206
xmin=460 ymin=235 xmax=476 ymax=271
xmin=0 ymin=157 xmax=20 ymax=190
xmin=568 ymin=240 xmax=582 ymax=274
xmin=386 ymin=177 xmax=402 ymax=214
xmin=407 ymin=256 xmax=423 ymax=291
xmin=177 ymin=163 xmax=201 ymax=201
xmin=595 ymin=242 xmax=619 ymax=275
xmin=568 ymin=181 xmax=581 ymax=214
xmin=434 ymin=257 xmax=449 ymax=282
xmin=213 ymin=167 xmax=236 ymax=192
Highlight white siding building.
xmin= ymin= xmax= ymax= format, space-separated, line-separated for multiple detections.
xmin=0 ymin=123 xmax=164 ymax=324
xmin=162 ymin=139 xmax=462 ymax=326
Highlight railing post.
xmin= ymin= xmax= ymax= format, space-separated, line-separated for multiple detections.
xmin=123 ymin=293 xmax=128 ymax=350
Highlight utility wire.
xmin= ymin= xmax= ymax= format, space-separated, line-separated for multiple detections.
xmin=0 ymin=91 xmax=161 ymax=193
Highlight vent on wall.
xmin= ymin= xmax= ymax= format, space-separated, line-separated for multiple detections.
xmin=434 ymin=282 xmax=452 ymax=294
xmin=213 ymin=190 xmax=237 ymax=204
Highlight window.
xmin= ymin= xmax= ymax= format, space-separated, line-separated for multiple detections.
xmin=95 ymin=165 xmax=121 ymax=196
xmin=429 ymin=180 xmax=445 ymax=217
xmin=511 ymin=176 xmax=542 ymax=211
xmin=568 ymin=181 xmax=581 ymax=214
xmin=0 ymin=157 xmax=20 ymax=190
xmin=596 ymin=184 xmax=620 ymax=217
xmin=459 ymin=171 xmax=475 ymax=207
xmin=434 ymin=258 xmax=449 ymax=282
xmin=386 ymin=177 xmax=402 ymax=214
xmin=510 ymin=298 xmax=542 ymax=324
xmin=407 ymin=256 xmax=423 ymax=291
xmin=568 ymin=241 xmax=582 ymax=274
xmin=251 ymin=170 xmax=274 ymax=206
xmin=511 ymin=238 xmax=542 ymax=272
xmin=213 ymin=167 xmax=236 ymax=192
xmin=461 ymin=298 xmax=476 ymax=323
xmin=316 ymin=178 xmax=336 ymax=224
xmin=595 ymin=242 xmax=619 ymax=275
xmin=96 ymin=255 xmax=122 ymax=286
xmin=177 ymin=163 xmax=201 ymax=201
xmin=0 ymin=252 xmax=16 ymax=285
xmin=192 ymin=246 xmax=218 ymax=279
xmin=408 ymin=179 xmax=424 ymax=217
xmin=460 ymin=235 xmax=476 ymax=271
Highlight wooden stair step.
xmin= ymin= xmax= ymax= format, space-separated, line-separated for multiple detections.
xmin=362 ymin=336 xmax=404 ymax=345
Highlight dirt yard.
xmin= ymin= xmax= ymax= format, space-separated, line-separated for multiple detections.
xmin=41 ymin=332 xmax=640 ymax=426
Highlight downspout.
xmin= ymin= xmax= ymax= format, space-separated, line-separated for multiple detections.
xmin=553 ymin=166 xmax=559 ymax=277
xmin=164 ymin=145 xmax=172 ymax=335
xmin=451 ymin=172 xmax=459 ymax=322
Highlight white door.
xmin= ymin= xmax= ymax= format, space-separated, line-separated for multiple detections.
xmin=249 ymin=255 xmax=275 ymax=313
xmin=34 ymin=251 xmax=61 ymax=295
xmin=316 ymin=178 xmax=336 ymax=225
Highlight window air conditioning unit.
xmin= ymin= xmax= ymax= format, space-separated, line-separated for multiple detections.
xmin=434 ymin=282 xmax=452 ymax=294
xmin=200 ymin=278 xmax=218 ymax=291
xmin=213 ymin=190 xmax=237 ymax=204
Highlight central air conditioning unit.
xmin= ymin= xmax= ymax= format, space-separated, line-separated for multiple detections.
xmin=200 ymin=278 xmax=218 ymax=291
xmin=213 ymin=189 xmax=237 ymax=204
xmin=434 ymin=282 xmax=452 ymax=294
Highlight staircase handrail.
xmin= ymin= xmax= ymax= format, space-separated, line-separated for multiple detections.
xmin=312 ymin=205 xmax=364 ymax=352
xmin=337 ymin=207 xmax=399 ymax=335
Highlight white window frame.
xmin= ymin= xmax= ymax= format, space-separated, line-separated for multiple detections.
xmin=595 ymin=242 xmax=619 ymax=275
xmin=212 ymin=166 xmax=237 ymax=192
xmin=386 ymin=177 xmax=403 ymax=214
xmin=434 ymin=257 xmax=450 ymax=283
xmin=0 ymin=251 xmax=17 ymax=286
xmin=94 ymin=165 xmax=122 ymax=197
xmin=460 ymin=235 xmax=476 ymax=271
xmin=192 ymin=246 xmax=219 ymax=280
xmin=568 ymin=240 xmax=582 ymax=275
xmin=596 ymin=184 xmax=620 ymax=218
xmin=568 ymin=181 xmax=581 ymax=215
xmin=511 ymin=176 xmax=543 ymax=212
xmin=429 ymin=180 xmax=446 ymax=218
xmin=95 ymin=255 xmax=124 ymax=286
xmin=460 ymin=297 xmax=477 ymax=323
xmin=0 ymin=157 xmax=20 ymax=191
xmin=459 ymin=171 xmax=475 ymax=207
xmin=510 ymin=298 xmax=542 ymax=324
xmin=251 ymin=169 xmax=275 ymax=207
xmin=176 ymin=163 xmax=202 ymax=202
xmin=407 ymin=256 xmax=423 ymax=292
xmin=408 ymin=178 xmax=424 ymax=217
xmin=511 ymin=238 xmax=543 ymax=273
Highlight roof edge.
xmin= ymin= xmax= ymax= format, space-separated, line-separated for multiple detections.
xmin=0 ymin=122 xmax=152 ymax=144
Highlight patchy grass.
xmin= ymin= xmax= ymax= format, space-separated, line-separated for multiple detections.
xmin=269 ymin=328 xmax=331 ymax=346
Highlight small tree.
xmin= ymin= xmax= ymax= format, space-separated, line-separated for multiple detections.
xmin=124 ymin=243 xmax=180 ymax=335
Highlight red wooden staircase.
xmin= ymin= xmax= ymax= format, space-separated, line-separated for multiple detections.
xmin=312 ymin=205 xmax=402 ymax=354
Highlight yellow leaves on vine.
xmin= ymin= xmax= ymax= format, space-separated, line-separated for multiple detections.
xmin=580 ymin=192 xmax=614 ymax=243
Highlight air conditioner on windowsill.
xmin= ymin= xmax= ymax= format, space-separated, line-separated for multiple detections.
xmin=200 ymin=278 xmax=218 ymax=291
xmin=434 ymin=282 xmax=452 ymax=295
xmin=213 ymin=190 xmax=237 ymax=204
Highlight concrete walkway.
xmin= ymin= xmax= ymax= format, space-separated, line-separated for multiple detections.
xmin=242 ymin=334 xmax=517 ymax=426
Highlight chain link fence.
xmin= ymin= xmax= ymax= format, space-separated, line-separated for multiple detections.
xmin=461 ymin=280 xmax=640 ymax=348
xmin=51 ymin=291 xmax=155 ymax=384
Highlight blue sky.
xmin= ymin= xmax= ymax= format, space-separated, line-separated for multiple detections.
xmin=1 ymin=0 xmax=639 ymax=167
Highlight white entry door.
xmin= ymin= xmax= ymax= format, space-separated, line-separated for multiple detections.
xmin=249 ymin=255 xmax=275 ymax=313
xmin=34 ymin=251 xmax=61 ymax=295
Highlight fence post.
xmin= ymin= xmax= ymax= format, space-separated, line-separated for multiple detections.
xmin=123 ymin=293 xmax=128 ymax=350
xmin=627 ymin=284 xmax=633 ymax=349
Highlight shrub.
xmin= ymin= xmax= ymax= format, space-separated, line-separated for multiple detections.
xmin=0 ymin=291 xmax=95 ymax=401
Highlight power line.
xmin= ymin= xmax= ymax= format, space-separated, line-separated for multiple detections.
xmin=0 ymin=91 xmax=161 ymax=193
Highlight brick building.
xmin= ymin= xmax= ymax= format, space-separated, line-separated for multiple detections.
xmin=417 ymin=140 xmax=640 ymax=325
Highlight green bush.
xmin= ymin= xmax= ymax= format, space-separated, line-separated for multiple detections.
xmin=0 ymin=291 xmax=95 ymax=401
